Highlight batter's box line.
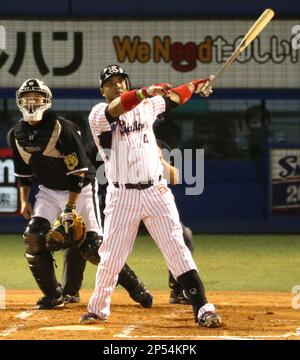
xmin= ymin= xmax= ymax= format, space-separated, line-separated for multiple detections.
xmin=114 ymin=324 xmax=137 ymax=338
xmin=0 ymin=310 xmax=35 ymax=337
xmin=0 ymin=324 xmax=25 ymax=337
xmin=113 ymin=331 xmax=300 ymax=340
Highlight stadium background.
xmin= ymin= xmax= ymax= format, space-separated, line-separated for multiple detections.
xmin=0 ymin=0 xmax=300 ymax=341
xmin=1 ymin=0 xmax=300 ymax=234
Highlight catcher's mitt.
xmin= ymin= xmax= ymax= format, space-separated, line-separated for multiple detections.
xmin=46 ymin=210 xmax=86 ymax=251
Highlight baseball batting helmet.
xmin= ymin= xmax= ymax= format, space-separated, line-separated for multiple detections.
xmin=99 ymin=65 xmax=131 ymax=90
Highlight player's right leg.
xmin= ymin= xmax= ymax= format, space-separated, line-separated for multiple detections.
xmin=80 ymin=187 xmax=143 ymax=323
xmin=78 ymin=182 xmax=153 ymax=309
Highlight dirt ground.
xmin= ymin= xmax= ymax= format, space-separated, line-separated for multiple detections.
xmin=0 ymin=289 xmax=299 ymax=340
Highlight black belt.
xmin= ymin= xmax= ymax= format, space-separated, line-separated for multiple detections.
xmin=113 ymin=176 xmax=162 ymax=190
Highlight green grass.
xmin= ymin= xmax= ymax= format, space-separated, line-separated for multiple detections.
xmin=0 ymin=234 xmax=300 ymax=292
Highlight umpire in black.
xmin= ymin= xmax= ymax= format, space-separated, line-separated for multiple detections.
xmin=10 ymin=78 xmax=101 ymax=309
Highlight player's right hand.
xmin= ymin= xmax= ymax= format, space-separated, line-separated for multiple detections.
xmin=146 ymin=83 xmax=172 ymax=97
xmin=20 ymin=200 xmax=33 ymax=220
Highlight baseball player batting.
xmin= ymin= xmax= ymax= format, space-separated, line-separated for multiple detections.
xmin=80 ymin=65 xmax=221 ymax=328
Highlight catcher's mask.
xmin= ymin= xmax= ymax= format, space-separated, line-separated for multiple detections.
xmin=99 ymin=65 xmax=131 ymax=90
xmin=16 ymin=78 xmax=52 ymax=123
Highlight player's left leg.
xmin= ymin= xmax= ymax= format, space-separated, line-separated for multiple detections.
xmin=81 ymin=186 xmax=143 ymax=322
xmin=143 ymin=184 xmax=221 ymax=328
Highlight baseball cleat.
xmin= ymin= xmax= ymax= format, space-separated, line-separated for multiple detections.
xmin=79 ymin=312 xmax=107 ymax=324
xmin=198 ymin=311 xmax=222 ymax=328
xmin=138 ymin=291 xmax=153 ymax=308
xmin=36 ymin=294 xmax=64 ymax=310
xmin=63 ymin=292 xmax=80 ymax=304
xmin=169 ymin=289 xmax=191 ymax=305
xmin=129 ymin=283 xmax=153 ymax=308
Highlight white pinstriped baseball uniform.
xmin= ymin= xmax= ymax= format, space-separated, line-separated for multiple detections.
xmin=88 ymin=95 xmax=197 ymax=319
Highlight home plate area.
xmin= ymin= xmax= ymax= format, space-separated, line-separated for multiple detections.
xmin=0 ymin=289 xmax=299 ymax=340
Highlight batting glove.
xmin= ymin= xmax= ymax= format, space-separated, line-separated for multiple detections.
xmin=191 ymin=75 xmax=214 ymax=97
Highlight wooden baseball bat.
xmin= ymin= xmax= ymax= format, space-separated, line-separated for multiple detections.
xmin=202 ymin=9 xmax=275 ymax=91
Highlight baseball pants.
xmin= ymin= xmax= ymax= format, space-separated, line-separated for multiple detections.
xmin=88 ymin=181 xmax=197 ymax=318
xmin=33 ymin=182 xmax=102 ymax=294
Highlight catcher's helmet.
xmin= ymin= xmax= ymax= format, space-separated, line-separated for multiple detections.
xmin=16 ymin=78 xmax=52 ymax=122
xmin=99 ymin=65 xmax=130 ymax=89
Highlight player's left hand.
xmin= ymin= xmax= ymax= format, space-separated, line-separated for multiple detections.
xmin=192 ymin=75 xmax=214 ymax=97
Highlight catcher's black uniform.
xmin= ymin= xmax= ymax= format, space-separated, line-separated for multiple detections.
xmin=11 ymin=111 xmax=152 ymax=309
xmin=10 ymin=110 xmax=100 ymax=308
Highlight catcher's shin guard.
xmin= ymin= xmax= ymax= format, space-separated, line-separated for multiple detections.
xmin=62 ymin=246 xmax=86 ymax=297
xmin=25 ymin=252 xmax=59 ymax=295
xmin=24 ymin=217 xmax=60 ymax=296
xmin=118 ymin=264 xmax=153 ymax=308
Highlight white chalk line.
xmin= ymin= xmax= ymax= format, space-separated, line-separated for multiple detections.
xmin=0 ymin=310 xmax=35 ymax=337
xmin=15 ymin=310 xmax=34 ymax=319
xmin=113 ymin=321 xmax=300 ymax=340
xmin=114 ymin=325 xmax=137 ymax=338
xmin=115 ymin=332 xmax=300 ymax=340
xmin=0 ymin=325 xmax=25 ymax=337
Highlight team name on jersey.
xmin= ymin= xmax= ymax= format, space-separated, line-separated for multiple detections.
xmin=118 ymin=120 xmax=148 ymax=136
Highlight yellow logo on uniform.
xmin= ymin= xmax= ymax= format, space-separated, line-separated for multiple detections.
xmin=64 ymin=153 xmax=79 ymax=171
